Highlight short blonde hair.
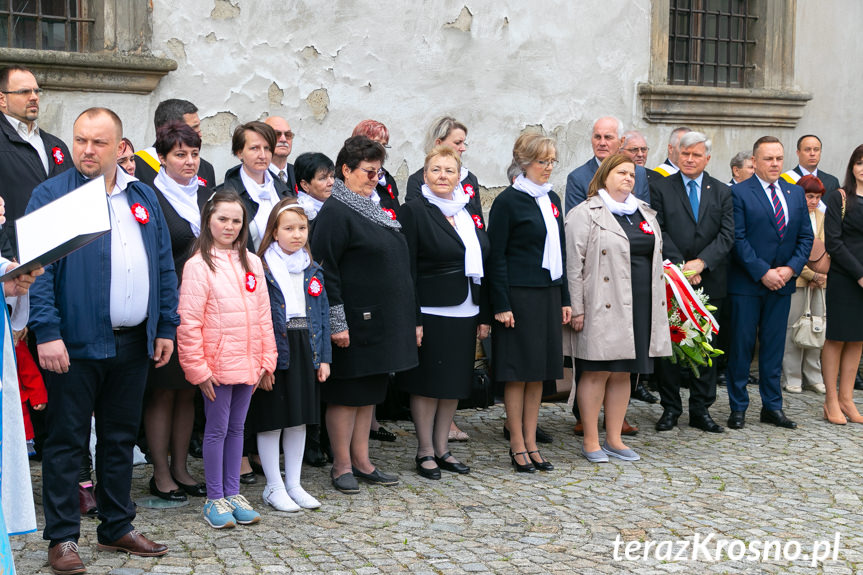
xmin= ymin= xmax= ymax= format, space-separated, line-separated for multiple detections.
xmin=512 ymin=133 xmax=556 ymax=173
xmin=423 ymin=144 xmax=462 ymax=172
xmin=588 ymin=153 xmax=635 ymax=198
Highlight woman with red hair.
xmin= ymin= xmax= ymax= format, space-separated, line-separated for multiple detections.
xmin=352 ymin=120 xmax=400 ymax=214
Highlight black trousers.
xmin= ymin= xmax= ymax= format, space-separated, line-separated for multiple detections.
xmin=42 ymin=326 xmax=149 ymax=545
xmin=655 ymin=298 xmax=724 ymax=417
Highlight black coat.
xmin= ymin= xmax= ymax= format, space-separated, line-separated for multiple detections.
xmin=651 ymin=170 xmax=734 ymax=298
xmin=217 ymin=164 xmax=294 ymax=249
xmin=406 ymin=167 xmax=483 ymax=225
xmin=134 ymin=153 xmax=217 ymax=189
xmin=398 ymin=195 xmax=491 ymax=325
xmin=269 ymin=163 xmax=297 ymax=195
xmin=377 ymin=169 xmax=401 ymax=214
xmin=0 ymin=116 xmax=71 ymax=258
xmin=310 ymin=182 xmax=418 ymax=379
xmin=151 ymin=182 xmax=210 ymax=282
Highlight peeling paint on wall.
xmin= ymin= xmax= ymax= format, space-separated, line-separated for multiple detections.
xmin=445 ymin=6 xmax=473 ymax=32
xmin=201 ymin=111 xmax=239 ymax=145
xmin=210 ymin=0 xmax=240 ymax=20
xmin=165 ymin=38 xmax=186 ymax=63
xmin=268 ymin=82 xmax=284 ymax=109
xmin=306 ymin=88 xmax=329 ymax=122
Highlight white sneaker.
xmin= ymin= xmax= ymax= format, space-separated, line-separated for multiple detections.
xmin=288 ymin=486 xmax=321 ymax=509
xmin=805 ymin=382 xmax=827 ymax=394
xmin=263 ymin=485 xmax=300 ymax=512
xmin=784 ymin=384 xmax=803 ymax=393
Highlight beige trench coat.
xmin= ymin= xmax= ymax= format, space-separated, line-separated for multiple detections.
xmin=563 ymin=195 xmax=672 ymax=361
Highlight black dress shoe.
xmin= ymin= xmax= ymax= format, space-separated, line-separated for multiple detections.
xmin=689 ymin=413 xmax=724 ymax=433
xmin=632 ymin=381 xmax=659 ymax=403
xmin=855 ymin=373 xmax=863 ymax=391
xmin=189 ymin=436 xmax=203 ymax=459
xmin=535 ymin=425 xmax=553 ymax=444
xmin=527 ymin=450 xmax=554 ymax=471
xmin=747 ymin=375 xmax=759 ymax=386
xmin=435 ymin=451 xmax=470 ymax=474
xmin=415 ymin=455 xmax=441 ymax=480
xmin=716 ymin=372 xmax=727 ymax=387
xmin=149 ymin=477 xmax=187 ymax=502
xmin=369 ymin=426 xmax=397 ymax=442
xmin=727 ymin=411 xmax=745 ymax=429
xmin=655 ymin=411 xmax=679 ymax=431
xmin=509 ymin=450 xmax=535 ymax=473
xmin=304 ymin=444 xmax=328 ymax=467
xmin=759 ymin=408 xmax=797 ymax=429
xmin=172 ymin=475 xmax=207 ymax=497
xmin=239 ymin=472 xmax=257 ymax=485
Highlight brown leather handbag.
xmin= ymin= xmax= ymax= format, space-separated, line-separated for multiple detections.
xmin=807 ymin=238 xmax=830 ymax=274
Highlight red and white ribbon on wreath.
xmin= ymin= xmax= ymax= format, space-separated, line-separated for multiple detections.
xmin=662 ymin=260 xmax=719 ymax=334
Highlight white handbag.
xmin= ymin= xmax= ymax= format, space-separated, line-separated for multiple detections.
xmin=791 ymin=287 xmax=826 ymax=349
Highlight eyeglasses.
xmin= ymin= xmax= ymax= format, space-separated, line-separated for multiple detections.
xmin=536 ymin=159 xmax=559 ymax=168
xmin=1 ymin=88 xmax=42 ymax=96
xmin=356 ymin=167 xmax=385 ymax=180
xmin=273 ymin=130 xmax=294 ymax=140
xmin=623 ymin=146 xmax=649 ymax=154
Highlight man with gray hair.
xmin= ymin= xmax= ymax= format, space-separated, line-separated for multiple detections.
xmin=654 ymin=126 xmax=692 ymax=177
xmin=650 ymin=131 xmax=734 ymax=433
xmin=729 ymin=150 xmax=755 ymax=185
xmin=621 ymin=129 xmax=661 ymax=184
xmin=565 ymin=116 xmax=650 ymax=212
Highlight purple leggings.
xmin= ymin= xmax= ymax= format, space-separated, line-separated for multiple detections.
xmin=202 ymin=383 xmax=254 ymax=500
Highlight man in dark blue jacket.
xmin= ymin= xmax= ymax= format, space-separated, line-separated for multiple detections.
xmin=27 ymin=107 xmax=179 ymax=575
xmin=726 ymin=136 xmax=813 ymax=431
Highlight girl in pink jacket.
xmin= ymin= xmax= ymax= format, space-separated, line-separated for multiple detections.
xmin=178 ymin=191 xmax=278 ymax=529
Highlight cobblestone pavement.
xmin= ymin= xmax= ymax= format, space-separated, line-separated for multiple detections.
xmin=14 ymin=387 xmax=863 ymax=574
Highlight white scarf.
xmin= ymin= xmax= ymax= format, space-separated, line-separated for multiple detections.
xmin=598 ymin=188 xmax=639 ymax=215
xmin=154 ymin=169 xmax=201 ymax=236
xmin=297 ymin=191 xmax=324 ymax=220
xmin=421 ymin=184 xmax=483 ymax=280
xmin=264 ymin=242 xmax=309 ymax=319
xmin=512 ymin=174 xmax=562 ymax=281
xmin=241 ymin=167 xmax=279 ymax=247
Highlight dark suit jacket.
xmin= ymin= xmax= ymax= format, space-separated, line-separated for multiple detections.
xmin=651 ymin=170 xmax=734 ymax=298
xmin=565 ymin=157 xmax=650 ymax=213
xmin=376 ymin=170 xmax=401 ymax=214
xmin=134 ymin=153 xmax=217 ymax=190
xmin=398 ymin=196 xmax=491 ymax=324
xmin=790 ymin=165 xmax=840 ymax=194
xmin=728 ymin=175 xmax=814 ymax=296
xmin=0 ymin=116 xmax=71 ymax=258
xmin=406 ymin=167 xmax=483 ymax=223
xmin=269 ymin=163 xmax=297 ymax=195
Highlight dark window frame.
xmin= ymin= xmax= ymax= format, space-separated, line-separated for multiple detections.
xmin=0 ymin=0 xmax=95 ymax=52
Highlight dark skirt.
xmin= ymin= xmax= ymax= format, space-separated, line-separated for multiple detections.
xmin=147 ymin=347 xmax=194 ymax=390
xmin=322 ymin=372 xmax=389 ymax=407
xmin=247 ymin=329 xmax=320 ymax=432
xmin=492 ymin=286 xmax=563 ymax=382
xmin=826 ymin=270 xmax=863 ymax=341
xmin=397 ymin=313 xmax=477 ymax=399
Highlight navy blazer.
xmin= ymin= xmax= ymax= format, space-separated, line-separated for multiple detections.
xmin=789 ymin=165 xmax=840 ymax=194
xmin=565 ymin=157 xmax=650 ymax=213
xmin=728 ymin=175 xmax=813 ymax=296
xmin=27 ymin=169 xmax=180 ymax=358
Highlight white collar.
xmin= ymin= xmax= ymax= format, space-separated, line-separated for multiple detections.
xmin=3 ymin=113 xmax=38 ymax=137
xmin=755 ymin=174 xmax=779 ymax=192
xmin=800 ymin=165 xmax=817 ymax=177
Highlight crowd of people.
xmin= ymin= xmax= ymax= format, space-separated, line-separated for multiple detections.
xmin=0 ymin=63 xmax=862 ymax=575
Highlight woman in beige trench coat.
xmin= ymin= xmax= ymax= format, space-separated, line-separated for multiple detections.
xmin=565 ymin=154 xmax=671 ymax=463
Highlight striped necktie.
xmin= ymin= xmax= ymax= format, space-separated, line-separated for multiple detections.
xmin=769 ymin=183 xmax=785 ymax=238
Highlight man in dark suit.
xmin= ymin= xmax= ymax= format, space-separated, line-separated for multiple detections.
xmin=781 ymin=134 xmax=841 ymax=195
xmin=565 ymin=116 xmax=650 ymax=212
xmin=726 ymin=136 xmax=813 ymax=430
xmin=0 ymin=65 xmax=71 ymax=259
xmin=134 ymin=99 xmax=217 ymax=188
xmin=265 ymin=115 xmax=298 ymax=194
xmin=729 ymin=151 xmax=754 ymax=185
xmin=621 ymin=130 xmax=662 ymax=185
xmin=653 ymin=126 xmax=691 ymax=177
xmin=651 ymin=132 xmax=734 ymax=433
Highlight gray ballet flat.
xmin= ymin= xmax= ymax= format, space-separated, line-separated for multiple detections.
xmin=601 ymin=442 xmax=641 ymax=461
xmin=581 ymin=446 xmax=609 ymax=463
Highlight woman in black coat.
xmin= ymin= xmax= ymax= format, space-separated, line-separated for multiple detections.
xmin=143 ymin=121 xmax=210 ymax=501
xmin=398 ymin=146 xmax=491 ymax=480
xmin=406 ymin=116 xmax=483 ymax=221
xmin=310 ymin=136 xmax=418 ymax=494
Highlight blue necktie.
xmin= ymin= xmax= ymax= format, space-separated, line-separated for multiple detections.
xmin=687 ymin=180 xmax=699 ymax=223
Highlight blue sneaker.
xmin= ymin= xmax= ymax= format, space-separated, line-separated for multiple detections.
xmin=226 ymin=494 xmax=261 ymax=525
xmin=203 ymin=498 xmax=236 ymax=529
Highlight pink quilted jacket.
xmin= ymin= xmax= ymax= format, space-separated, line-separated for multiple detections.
xmin=178 ymin=249 xmax=278 ymax=386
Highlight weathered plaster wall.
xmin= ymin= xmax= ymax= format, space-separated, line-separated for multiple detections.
xmin=34 ymin=1 xmax=863 ymax=200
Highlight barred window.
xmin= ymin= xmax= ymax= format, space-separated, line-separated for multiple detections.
xmin=0 ymin=0 xmax=94 ymax=52
xmin=668 ymin=0 xmax=757 ymax=87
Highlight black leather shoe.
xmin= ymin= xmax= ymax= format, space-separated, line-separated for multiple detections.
xmin=689 ymin=412 xmax=724 ymax=433
xmin=759 ymin=408 xmax=797 ymax=429
xmin=239 ymin=472 xmax=257 ymax=485
xmin=535 ymin=425 xmax=553 ymax=444
xmin=655 ymin=411 xmax=679 ymax=431
xmin=435 ymin=451 xmax=470 ymax=474
xmin=509 ymin=450 xmax=535 ymax=473
xmin=189 ymin=436 xmax=203 ymax=459
xmin=369 ymin=426 xmax=397 ymax=442
xmin=527 ymin=450 xmax=554 ymax=471
xmin=727 ymin=411 xmax=746 ymax=429
xmin=352 ymin=466 xmax=400 ymax=486
xmin=148 ymin=477 xmax=186 ymax=502
xmin=632 ymin=381 xmax=659 ymax=404
xmin=172 ymin=476 xmax=207 ymax=497
xmin=415 ymin=455 xmax=441 ymax=480
xmin=716 ymin=372 xmax=727 ymax=387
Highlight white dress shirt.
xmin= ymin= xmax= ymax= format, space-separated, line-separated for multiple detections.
xmin=756 ymin=175 xmax=789 ymax=226
xmin=240 ymin=167 xmax=278 ymax=249
xmin=108 ymin=166 xmax=150 ymax=327
xmin=4 ymin=114 xmax=48 ymax=174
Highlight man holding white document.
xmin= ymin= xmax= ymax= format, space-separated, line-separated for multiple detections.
xmin=27 ymin=107 xmax=179 ymax=575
